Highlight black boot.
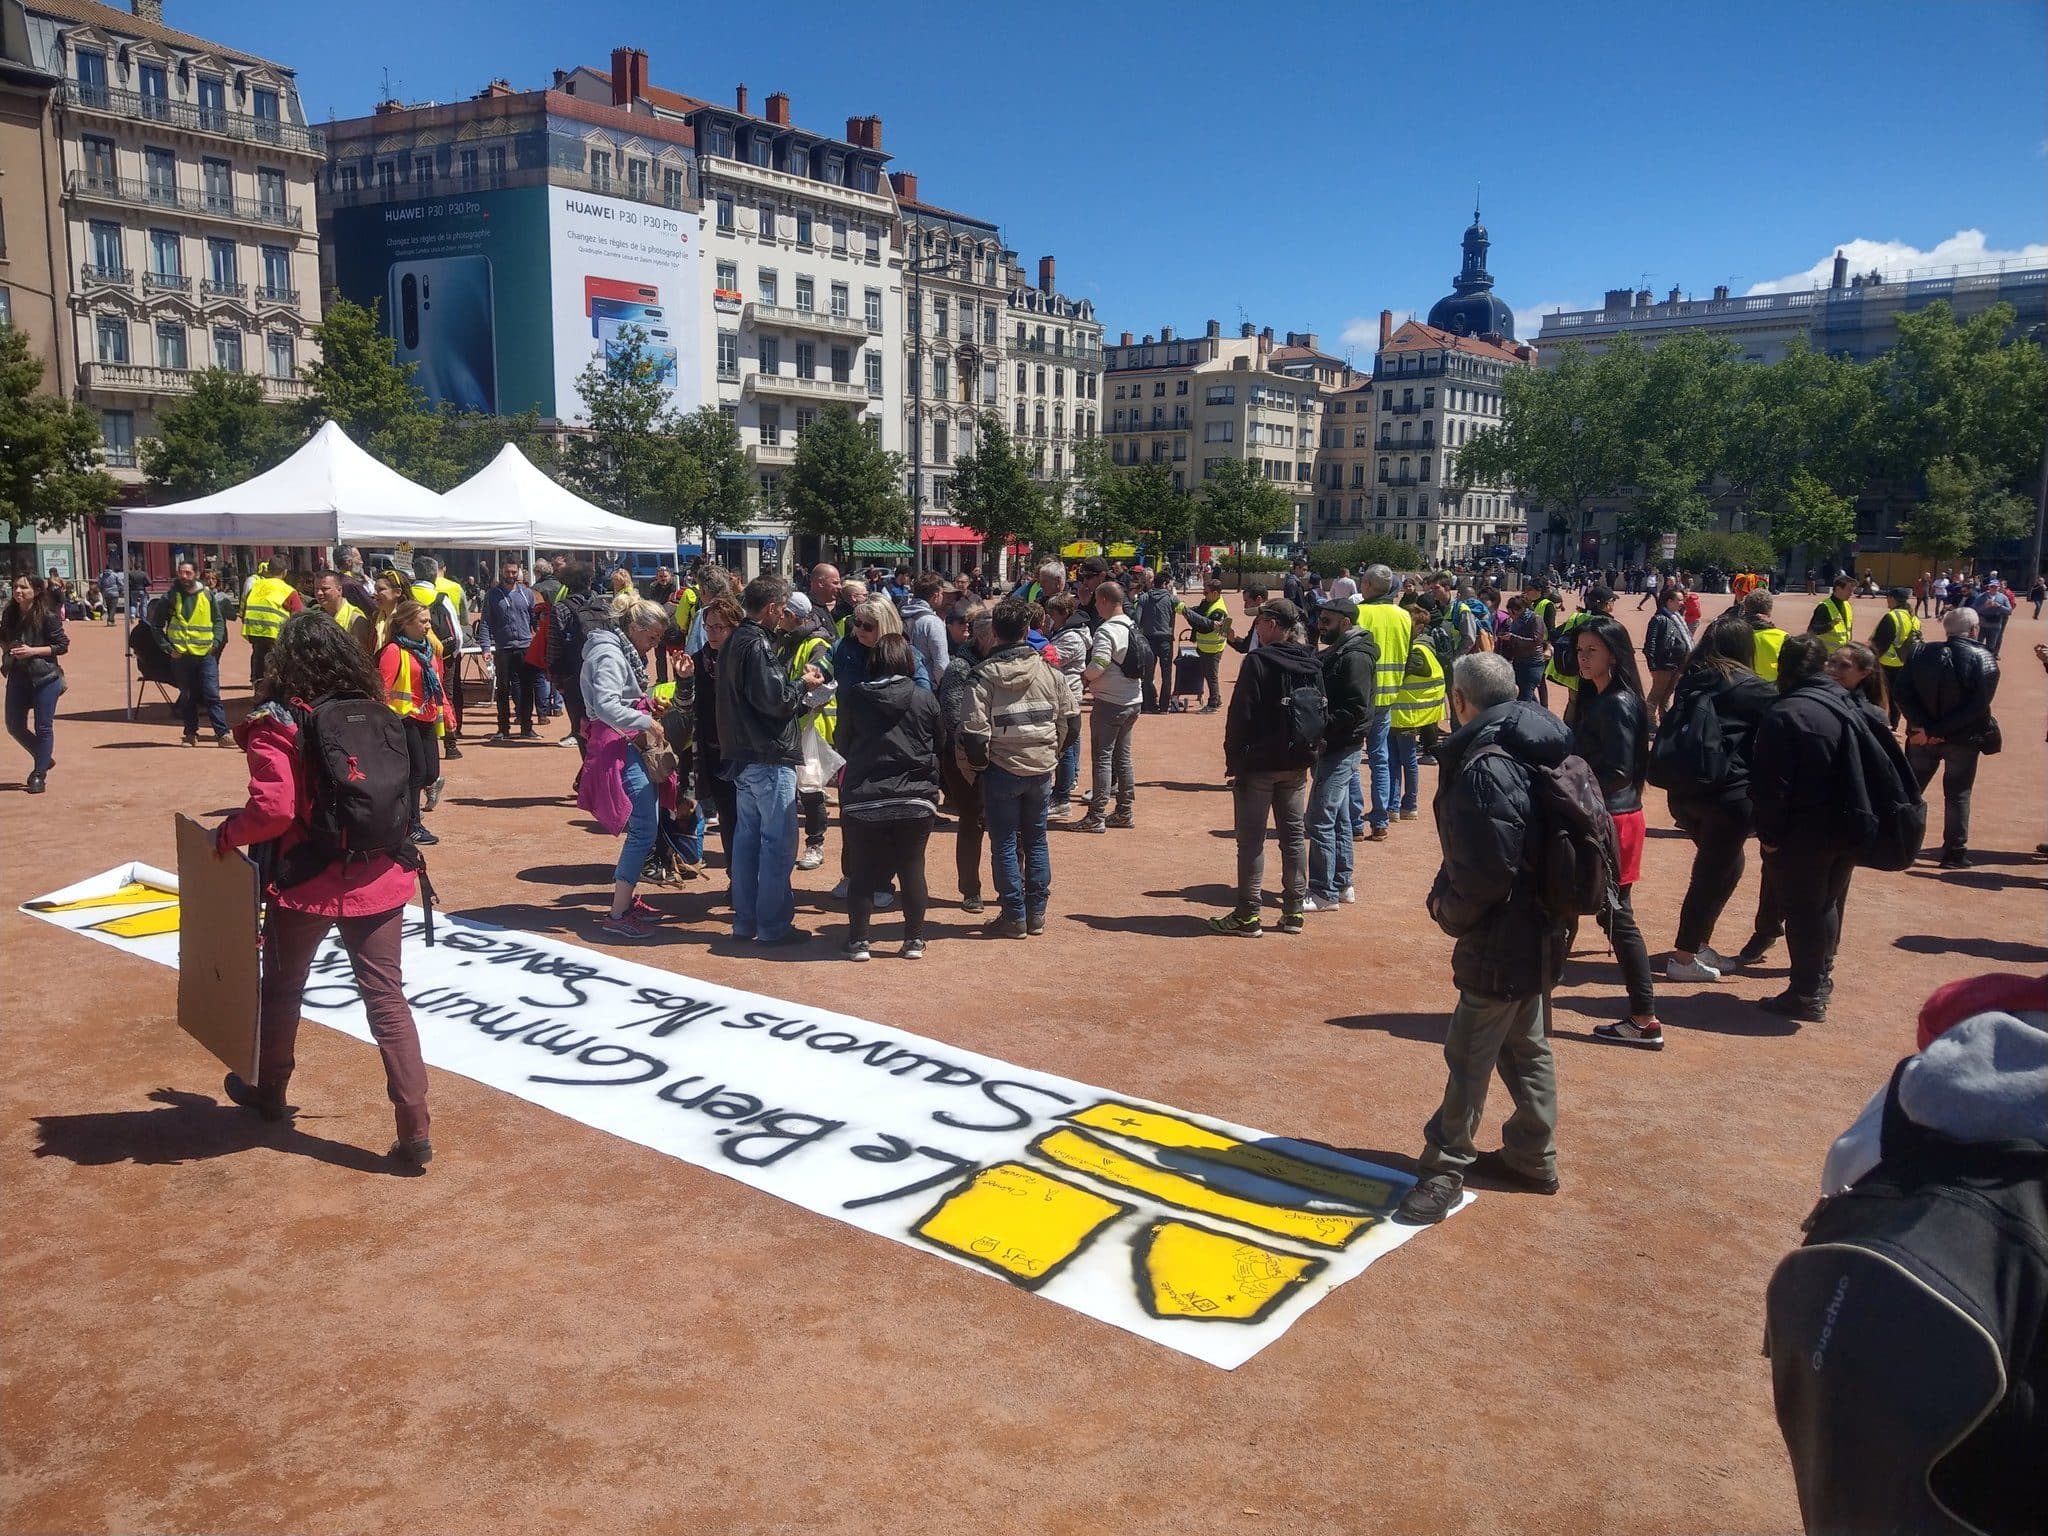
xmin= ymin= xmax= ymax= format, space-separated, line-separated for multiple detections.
xmin=223 ymin=1072 xmax=289 ymax=1122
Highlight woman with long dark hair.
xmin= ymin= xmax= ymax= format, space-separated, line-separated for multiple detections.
xmin=1571 ymin=614 xmax=1664 ymax=1049
xmin=377 ymin=599 xmax=447 ymax=845
xmin=1824 ymin=641 xmax=1887 ymax=723
xmin=1662 ymin=613 xmax=1778 ymax=982
xmin=692 ymin=596 xmax=743 ymax=872
xmin=212 ymin=610 xmax=435 ymax=1165
xmin=2 ymin=574 xmax=67 ymax=793
xmin=835 ymin=633 xmax=942 ymax=961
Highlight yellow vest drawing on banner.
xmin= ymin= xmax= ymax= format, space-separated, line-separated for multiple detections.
xmin=1391 ymin=643 xmax=1447 ymax=732
xmin=164 ymin=588 xmax=217 ymax=656
xmin=241 ymin=576 xmax=294 ymax=641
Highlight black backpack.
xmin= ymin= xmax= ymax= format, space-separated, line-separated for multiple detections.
xmin=1812 ymin=690 xmax=1927 ymax=871
xmin=275 ymin=693 xmax=433 ymax=934
xmin=1767 ymin=1060 xmax=2048 ymax=1535
xmin=1548 ymin=612 xmax=1580 ymax=677
xmin=1473 ymin=746 xmax=1618 ymax=918
xmin=1646 ymin=685 xmax=1732 ymax=793
xmin=1120 ymin=625 xmax=1155 ymax=680
xmin=1283 ymin=680 xmax=1329 ymax=761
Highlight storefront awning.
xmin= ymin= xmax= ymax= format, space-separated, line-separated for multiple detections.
xmin=850 ymin=539 xmax=912 ymax=558
xmin=919 ymin=524 xmax=985 ymax=546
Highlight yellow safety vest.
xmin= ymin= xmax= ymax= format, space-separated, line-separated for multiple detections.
xmin=241 ymin=575 xmax=294 ymax=641
xmin=1817 ymin=596 xmax=1854 ymax=649
xmin=1546 ymin=609 xmax=1588 ymax=689
xmin=788 ymin=632 xmax=836 ymax=745
xmin=1391 ymin=642 xmax=1447 ymax=731
xmin=1751 ymin=625 xmax=1787 ymax=684
xmin=1878 ymin=607 xmax=1919 ymax=668
xmin=674 ymin=585 xmax=700 ymax=637
xmin=1190 ymin=597 xmax=1231 ymax=656
xmin=1355 ymin=600 xmax=1413 ymax=707
xmin=333 ymin=599 xmax=368 ymax=633
xmin=382 ymin=642 xmax=425 ymax=718
xmin=164 ymin=588 xmax=217 ymax=656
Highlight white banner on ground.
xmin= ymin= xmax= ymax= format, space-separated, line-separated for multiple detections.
xmin=23 ymin=864 xmax=1467 ymax=1369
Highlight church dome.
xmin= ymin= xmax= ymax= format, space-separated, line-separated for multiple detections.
xmin=1425 ymin=209 xmax=1514 ymax=341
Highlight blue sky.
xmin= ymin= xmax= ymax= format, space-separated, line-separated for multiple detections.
xmin=203 ymin=0 xmax=2045 ymax=364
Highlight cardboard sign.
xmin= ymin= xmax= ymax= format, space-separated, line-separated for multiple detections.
xmin=174 ymin=815 xmax=261 ymax=1080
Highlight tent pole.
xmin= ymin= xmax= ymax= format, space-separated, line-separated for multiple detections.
xmin=121 ymin=537 xmax=134 ymax=722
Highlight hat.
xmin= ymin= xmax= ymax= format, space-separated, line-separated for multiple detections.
xmin=1320 ymin=596 xmax=1359 ymax=620
xmin=1255 ymin=598 xmax=1302 ymax=628
xmin=785 ymin=592 xmax=814 ymax=618
xmin=1586 ymin=585 xmax=1616 ymax=605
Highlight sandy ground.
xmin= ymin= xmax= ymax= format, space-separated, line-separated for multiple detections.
xmin=2 ymin=599 xmax=2043 ymax=1536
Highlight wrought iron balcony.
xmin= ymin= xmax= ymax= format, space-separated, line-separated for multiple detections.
xmin=1375 ymin=438 xmax=1437 ymax=453
xmin=199 ymin=279 xmax=246 ymax=301
xmin=80 ymin=264 xmax=132 ymax=289
xmin=61 ymin=83 xmax=325 ymax=155
xmin=66 ymin=172 xmax=303 ymax=230
xmin=142 ymin=271 xmax=191 ymax=295
xmin=254 ymin=285 xmax=299 ymax=308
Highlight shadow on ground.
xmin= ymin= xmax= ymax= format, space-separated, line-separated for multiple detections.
xmin=33 ymin=1088 xmax=413 ymax=1176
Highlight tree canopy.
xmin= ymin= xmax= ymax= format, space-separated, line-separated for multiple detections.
xmin=139 ymin=368 xmax=300 ymax=497
xmin=1197 ymin=458 xmax=1293 ymax=574
xmin=0 ymin=326 xmax=119 ymax=537
xmin=950 ymin=412 xmax=1051 ymax=562
xmin=782 ymin=408 xmax=907 ymax=551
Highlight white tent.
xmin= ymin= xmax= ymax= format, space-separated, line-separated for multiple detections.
xmin=116 ymin=420 xmax=519 ymax=547
xmin=437 ymin=445 xmax=675 ymax=554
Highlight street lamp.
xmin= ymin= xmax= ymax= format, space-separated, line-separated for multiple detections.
xmin=905 ymin=242 xmax=955 ymax=570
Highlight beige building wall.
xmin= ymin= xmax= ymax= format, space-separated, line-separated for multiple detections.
xmin=1311 ymin=377 xmax=1376 ymax=541
xmin=0 ymin=4 xmax=67 ymax=385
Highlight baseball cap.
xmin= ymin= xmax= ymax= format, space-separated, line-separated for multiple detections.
xmin=1586 ymin=584 xmax=1616 ymax=605
xmin=785 ymin=592 xmax=814 ymax=618
xmin=1255 ymin=598 xmax=1302 ymax=628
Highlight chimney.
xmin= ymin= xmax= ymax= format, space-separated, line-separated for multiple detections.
xmin=735 ymin=83 xmax=748 ymax=115
xmin=866 ymin=115 xmax=882 ymax=148
xmin=766 ymin=91 xmax=790 ymax=126
xmin=374 ymin=98 xmax=406 ymax=115
xmin=1831 ymin=250 xmax=1848 ymax=290
xmin=1160 ymin=325 xmax=1174 ymax=342
xmin=1038 ymin=255 xmax=1055 ymax=295
xmin=1207 ymin=319 xmax=1221 ymax=339
xmin=131 ymin=0 xmax=163 ymax=21
xmin=1667 ymin=285 xmax=1680 ymax=305
xmin=475 ymin=78 xmax=515 ymax=99
xmin=1260 ymin=326 xmax=1273 ymax=344
xmin=1302 ymin=331 xmax=1318 ymax=351
xmin=1712 ymin=284 xmax=1729 ymax=301
xmin=609 ymin=47 xmax=647 ymax=107
xmin=888 ymin=170 xmax=917 ymax=204
xmin=1603 ymin=288 xmax=1633 ymax=313
xmin=846 ymin=116 xmax=864 ymax=146
xmin=1240 ymin=322 xmax=1254 ymax=338
xmin=1634 ymin=289 xmax=1651 ymax=308
xmin=1379 ymin=309 xmax=1392 ymax=347
xmin=1120 ymin=331 xmax=1134 ymax=346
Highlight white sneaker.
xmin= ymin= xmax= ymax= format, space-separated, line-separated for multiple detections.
xmin=1300 ymin=896 xmax=1337 ymax=913
xmin=797 ymin=846 xmax=825 ymax=871
xmin=1340 ymin=886 xmax=1356 ymax=905
xmin=1697 ymin=944 xmax=1731 ymax=971
xmin=1665 ymin=955 xmax=1722 ymax=982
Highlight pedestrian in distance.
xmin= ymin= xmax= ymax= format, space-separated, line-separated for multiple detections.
xmin=1642 ymin=583 xmax=1692 ymax=726
xmin=1497 ymin=592 xmax=1548 ymax=703
xmin=210 ymin=611 xmax=435 ymax=1166
xmin=691 ymin=596 xmax=743 ymax=873
xmin=1868 ymin=587 xmax=1923 ymax=729
xmin=1130 ymin=567 xmax=1179 ymax=714
xmin=778 ymin=591 xmax=839 ymax=872
xmin=1077 ymin=579 xmax=1143 ymax=832
xmin=2 ymin=574 xmax=68 ymax=793
xmin=936 ymin=602 xmax=991 ymax=913
xmin=1388 ymin=598 xmax=1449 ymax=823
xmin=1354 ymin=565 xmax=1413 ymax=842
xmin=1303 ymin=596 xmax=1377 ymax=912
xmin=1043 ymin=592 xmax=1090 ymax=819
xmin=1394 ymin=651 xmax=1573 ymax=1225
xmin=480 ymin=560 xmax=544 ymax=740
xmin=1176 ymin=577 xmax=1232 ymax=712
xmin=1894 ymin=607 xmax=2001 ymax=871
xmin=1210 ymin=599 xmax=1323 ymax=938
xmin=835 ymin=633 xmax=943 ymax=962
xmin=95 ymin=562 xmax=125 ymax=628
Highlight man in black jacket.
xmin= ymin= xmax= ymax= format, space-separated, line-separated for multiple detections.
xmin=1395 ymin=651 xmax=1572 ymax=1226
xmin=1642 ymin=584 xmax=1691 ymax=724
xmin=1211 ymin=600 xmax=1322 ymax=938
xmin=1305 ymin=597 xmax=1378 ymax=911
xmin=1895 ymin=607 xmax=2000 ymax=870
xmin=1131 ymin=567 xmax=1178 ymax=713
xmin=715 ymin=575 xmax=825 ymax=946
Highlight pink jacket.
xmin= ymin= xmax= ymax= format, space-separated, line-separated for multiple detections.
xmin=218 ymin=707 xmax=418 ymax=917
xmin=576 ymin=715 xmax=677 ymax=835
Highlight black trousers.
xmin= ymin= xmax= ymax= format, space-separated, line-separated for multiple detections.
xmin=1142 ymin=634 xmax=1173 ymax=710
xmin=1905 ymin=740 xmax=1980 ymax=854
xmin=940 ymin=749 xmax=986 ymax=899
xmin=800 ymin=788 xmax=828 ymax=847
xmin=1764 ymin=848 xmax=1855 ymax=1004
xmin=248 ymin=636 xmax=273 ymax=692
xmin=697 ymin=755 xmax=737 ymax=868
xmin=493 ymin=648 xmax=536 ymax=733
xmin=1596 ymin=884 xmax=1657 ymax=1016
xmin=402 ymin=717 xmax=437 ymax=826
xmin=1674 ymin=799 xmax=1751 ymax=954
xmin=844 ymin=816 xmax=932 ymax=943
xmin=557 ymin=674 xmax=587 ymax=759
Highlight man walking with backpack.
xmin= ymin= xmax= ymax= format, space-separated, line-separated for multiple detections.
xmin=1394 ymin=651 xmax=1577 ymax=1225
xmin=1132 ymin=568 xmax=1178 ymax=713
xmin=1210 ymin=599 xmax=1322 ymax=937
xmin=1077 ymin=580 xmax=1146 ymax=831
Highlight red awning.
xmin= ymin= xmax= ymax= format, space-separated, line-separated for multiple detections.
xmin=919 ymin=524 xmax=985 ymax=546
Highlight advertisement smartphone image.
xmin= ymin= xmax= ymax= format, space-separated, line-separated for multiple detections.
xmin=606 ymin=328 xmax=678 ymax=384
xmin=584 ymin=275 xmax=660 ymax=325
xmin=389 ymin=255 xmax=498 ymax=414
xmin=589 ymin=296 xmax=666 ymax=343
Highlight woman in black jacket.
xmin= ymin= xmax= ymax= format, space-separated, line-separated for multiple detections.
xmin=836 ymin=633 xmax=942 ymax=962
xmin=2 ymin=575 xmax=68 ymax=794
xmin=691 ymin=596 xmax=743 ymax=870
xmin=1571 ymin=615 xmax=1663 ymax=1049
xmin=1662 ymin=614 xmax=1780 ymax=983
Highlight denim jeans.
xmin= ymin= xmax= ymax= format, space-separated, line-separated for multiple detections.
xmin=1086 ymin=700 xmax=1140 ymax=817
xmin=1390 ymin=728 xmax=1420 ymax=814
xmin=658 ymin=801 xmax=706 ymax=866
xmin=1052 ymin=715 xmax=1081 ymax=807
xmin=174 ymin=653 xmax=228 ymax=738
xmin=1306 ymin=746 xmax=1358 ymax=901
xmin=731 ymin=762 xmax=799 ymax=939
xmin=982 ymin=766 xmax=1051 ymax=922
xmin=5 ymin=672 xmax=62 ymax=774
xmin=614 ymin=755 xmax=660 ymax=885
xmin=1364 ymin=711 xmax=1392 ymax=830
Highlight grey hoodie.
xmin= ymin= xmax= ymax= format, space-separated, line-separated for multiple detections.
xmin=578 ymin=625 xmax=654 ymax=737
xmin=899 ymin=597 xmax=950 ymax=683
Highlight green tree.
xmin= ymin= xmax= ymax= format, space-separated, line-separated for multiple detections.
xmin=1066 ymin=437 xmax=1130 ymax=548
xmin=1308 ymin=533 xmax=1414 ymax=576
xmin=1902 ymin=455 xmax=2035 ymax=561
xmin=0 ymin=326 xmax=119 ymax=559
xmin=408 ymin=407 xmax=560 ymax=494
xmin=1119 ymin=462 xmax=1196 ymax=557
xmin=1768 ymin=469 xmax=1857 ymax=561
xmin=1197 ymin=458 xmax=1291 ymax=576
xmin=1721 ymin=339 xmax=1877 ymax=537
xmin=950 ymin=412 xmax=1050 ymax=566
xmin=1675 ymin=529 xmax=1775 ymax=575
xmin=295 ymin=297 xmax=440 ymax=472
xmin=1456 ymin=339 xmax=1633 ymax=551
xmin=564 ymin=328 xmax=707 ymax=524
xmin=782 ymin=408 xmax=907 ymax=556
xmin=139 ymin=368 xmax=301 ymax=496
xmin=670 ymin=404 xmax=755 ymax=552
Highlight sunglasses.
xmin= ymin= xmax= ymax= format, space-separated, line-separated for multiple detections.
xmin=854 ymin=619 xmax=879 ymax=633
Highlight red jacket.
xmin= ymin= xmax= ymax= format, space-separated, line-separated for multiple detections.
xmin=219 ymin=704 xmax=418 ymax=918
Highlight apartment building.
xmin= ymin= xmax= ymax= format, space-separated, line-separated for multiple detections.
xmin=1310 ymin=374 xmax=1376 ymax=542
xmin=0 ymin=0 xmax=66 ymax=380
xmin=1102 ymin=320 xmax=1328 ymax=550
xmin=1007 ymin=253 xmax=1103 ymax=510
xmin=558 ymin=55 xmax=902 ymax=566
xmin=21 ymin=0 xmax=322 ymax=483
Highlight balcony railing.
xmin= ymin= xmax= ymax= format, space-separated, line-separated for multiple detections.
xmin=745 ymin=301 xmax=870 ymax=341
xmin=200 ymin=279 xmax=246 ymax=301
xmin=82 ymin=361 xmax=308 ymax=400
xmin=1383 ymin=401 xmax=1429 ymax=416
xmin=254 ymin=285 xmax=300 ymax=309
xmin=1378 ymin=474 xmax=1429 ymax=488
xmin=142 ymin=271 xmax=191 ymax=295
xmin=1375 ymin=438 xmax=1437 ymax=453
xmin=66 ymin=172 xmax=304 ymax=230
xmin=1113 ymin=419 xmax=1186 ymax=434
xmin=80 ymin=263 xmax=131 ymax=289
xmin=102 ymin=446 xmax=137 ymax=468
xmin=61 ymin=83 xmax=325 ymax=155
xmin=743 ymin=371 xmax=871 ymax=406
xmin=747 ymin=441 xmax=797 ymax=468
xmin=1008 ymin=338 xmax=1104 ymax=363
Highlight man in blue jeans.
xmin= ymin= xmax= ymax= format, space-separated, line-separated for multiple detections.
xmin=1354 ymin=564 xmax=1413 ymax=842
xmin=714 ymin=574 xmax=825 ymax=945
xmin=961 ymin=598 xmax=1076 ymax=936
xmin=1305 ymin=597 xmax=1378 ymax=911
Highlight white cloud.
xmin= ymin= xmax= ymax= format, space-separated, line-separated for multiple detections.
xmin=1515 ymin=301 xmax=1577 ymax=341
xmin=1338 ymin=309 xmax=1414 ymax=350
xmin=1746 ymin=229 xmax=2048 ymax=295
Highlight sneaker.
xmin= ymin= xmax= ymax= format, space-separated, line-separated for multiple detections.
xmin=559 ymin=735 xmax=579 ymax=747
xmin=843 ymin=939 xmax=872 ymax=963
xmin=1199 ymin=702 xmax=1220 ymax=714
xmin=1106 ymin=810 xmax=1135 ymax=829
xmin=389 ymin=1138 xmax=434 ymax=1167
xmin=1733 ymin=937 xmax=1776 ymax=969
xmin=628 ymin=896 xmax=666 ymax=921
xmin=424 ymin=776 xmax=446 ymax=812
xmin=1593 ymin=1018 xmax=1666 ymax=1050
xmin=1046 ymin=800 xmax=1072 ymax=821
xmin=222 ymin=1071 xmax=289 ymax=1122
xmin=1025 ymin=910 xmax=1046 ymax=936
xmin=599 ymin=914 xmax=656 ymax=941
xmin=1938 ymin=850 xmax=1974 ymax=870
xmin=487 ymin=731 xmax=511 ymax=743
xmin=215 ymin=734 xmax=235 ymax=748
xmin=1664 ymin=955 xmax=1721 ymax=982
xmin=1300 ymin=896 xmax=1337 ymax=913
xmin=518 ymin=728 xmax=541 ymax=740
xmin=1277 ymin=910 xmax=1305 ymax=935
xmin=1398 ymin=809 xmax=1419 ymax=821
xmin=901 ymin=939 xmax=927 ymax=960
xmin=1075 ymin=816 xmax=1107 ymax=834
xmin=408 ymin=824 xmax=439 ymax=846
xmin=1393 ymin=1171 xmax=1464 ymax=1226
xmin=1759 ymin=991 xmax=1827 ymax=1023
xmin=960 ymin=894 xmax=986 ymax=915
xmin=797 ymin=845 xmax=826 ymax=871
xmin=985 ymin=915 xmax=1027 ymax=939
xmin=873 ymin=889 xmax=896 ymax=910
xmin=182 ymin=734 xmax=198 ymax=747
xmin=1467 ymin=1149 xmax=1561 ymax=1195
xmin=756 ymin=927 xmax=812 ymax=947
xmin=640 ymin=855 xmax=673 ymax=886
xmin=1341 ymin=886 xmax=1356 ymax=905
xmin=1207 ymin=909 xmax=1263 ymax=938
xmin=1367 ymin=825 xmax=1390 ymax=842
xmin=830 ymin=878 xmax=850 ymax=900
xmin=1350 ymin=828 xmax=1366 ymax=842
xmin=443 ymin=744 xmax=464 ymax=761
xmin=1697 ymin=944 xmax=1732 ymax=971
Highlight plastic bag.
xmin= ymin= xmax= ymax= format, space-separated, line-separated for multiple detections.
xmin=797 ymin=723 xmax=844 ymax=792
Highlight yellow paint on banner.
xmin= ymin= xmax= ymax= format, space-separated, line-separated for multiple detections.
xmin=1068 ymin=1101 xmax=1398 ymax=1210
xmin=88 ymin=904 xmax=183 ymax=938
xmin=1134 ymin=1220 xmax=1325 ymax=1323
xmin=915 ymin=1162 xmax=1132 ymax=1290
xmin=1030 ymin=1127 xmax=1376 ymax=1251
xmin=25 ymin=881 xmax=177 ymax=913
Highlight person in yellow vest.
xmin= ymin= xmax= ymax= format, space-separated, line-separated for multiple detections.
xmin=1353 ymin=564 xmax=1414 ymax=838
xmin=1388 ymin=607 xmax=1447 ymax=822
xmin=780 ymin=591 xmax=839 ymax=870
xmin=240 ymin=559 xmax=302 ymax=691
xmin=1742 ymin=589 xmax=1788 ymax=683
xmin=1807 ymin=573 xmax=1856 ymax=650
xmin=376 ymin=600 xmax=448 ymax=845
xmin=312 ymin=570 xmax=377 ymax=657
xmin=411 ymin=554 xmax=470 ymax=759
xmin=149 ymin=560 xmax=231 ymax=745
xmin=1868 ymin=585 xmax=1921 ymax=728
xmin=1174 ymin=576 xmax=1233 ymax=713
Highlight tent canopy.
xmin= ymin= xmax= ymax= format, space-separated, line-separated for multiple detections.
xmin=115 ymin=421 xmax=497 ymax=546
xmin=437 ymin=445 xmax=676 ymax=554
